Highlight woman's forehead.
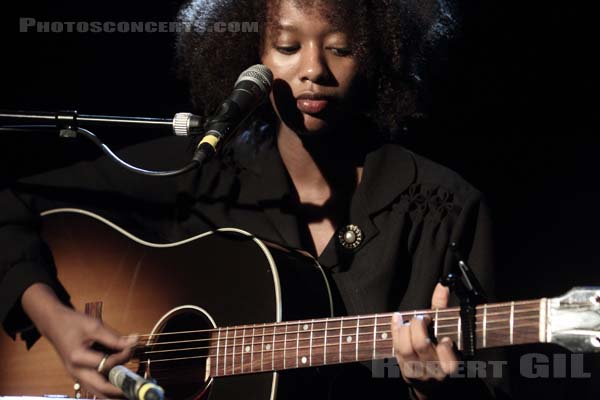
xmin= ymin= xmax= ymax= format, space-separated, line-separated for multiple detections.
xmin=265 ymin=0 xmax=349 ymax=34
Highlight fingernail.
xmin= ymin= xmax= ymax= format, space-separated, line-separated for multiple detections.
xmin=415 ymin=314 xmax=431 ymax=322
xmin=392 ymin=312 xmax=402 ymax=326
xmin=441 ymin=337 xmax=452 ymax=344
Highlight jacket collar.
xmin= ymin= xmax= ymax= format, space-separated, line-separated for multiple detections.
xmin=235 ymin=138 xmax=416 ymax=211
xmin=233 ymin=140 xmax=416 ymax=252
xmin=356 ymin=143 xmax=416 ymax=215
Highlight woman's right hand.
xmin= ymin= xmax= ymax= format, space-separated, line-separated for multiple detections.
xmin=21 ymin=283 xmax=137 ymax=398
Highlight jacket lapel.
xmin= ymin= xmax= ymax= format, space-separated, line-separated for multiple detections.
xmin=233 ymin=142 xmax=416 ymax=259
xmin=318 ymin=144 xmax=417 ymax=268
xmin=235 ymin=145 xmax=302 ymax=248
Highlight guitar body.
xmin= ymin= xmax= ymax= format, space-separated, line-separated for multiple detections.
xmin=0 ymin=209 xmax=333 ymax=400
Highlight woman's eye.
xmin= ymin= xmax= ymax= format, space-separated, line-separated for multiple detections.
xmin=329 ymin=47 xmax=353 ymax=57
xmin=276 ymin=46 xmax=299 ymax=55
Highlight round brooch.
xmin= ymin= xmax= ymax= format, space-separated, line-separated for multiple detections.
xmin=337 ymin=224 xmax=364 ymax=250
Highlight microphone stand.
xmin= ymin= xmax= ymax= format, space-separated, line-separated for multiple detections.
xmin=0 ymin=109 xmax=172 ymax=127
xmin=0 ymin=110 xmax=206 ymax=177
xmin=0 ymin=109 xmax=203 ymax=136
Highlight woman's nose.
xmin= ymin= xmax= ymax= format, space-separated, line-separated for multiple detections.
xmin=299 ymin=43 xmax=331 ymax=84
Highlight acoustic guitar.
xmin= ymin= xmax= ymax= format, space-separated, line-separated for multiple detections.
xmin=1 ymin=208 xmax=599 ymax=399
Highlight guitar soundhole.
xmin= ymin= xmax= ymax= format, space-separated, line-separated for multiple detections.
xmin=142 ymin=308 xmax=214 ymax=400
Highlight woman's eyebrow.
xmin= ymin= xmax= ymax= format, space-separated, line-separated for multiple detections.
xmin=272 ymin=22 xmax=341 ymax=36
xmin=273 ymin=22 xmax=299 ymax=33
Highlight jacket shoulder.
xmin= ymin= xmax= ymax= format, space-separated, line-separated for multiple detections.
xmin=403 ymin=148 xmax=483 ymax=205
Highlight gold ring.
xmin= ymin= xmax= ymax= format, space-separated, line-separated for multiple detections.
xmin=97 ymin=353 xmax=110 ymax=373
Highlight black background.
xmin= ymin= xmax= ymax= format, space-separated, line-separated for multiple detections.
xmin=1 ymin=1 xmax=599 ymax=398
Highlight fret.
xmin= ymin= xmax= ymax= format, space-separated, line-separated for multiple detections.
xmin=216 ymin=328 xmax=221 ymax=376
xmin=324 ymin=319 xmax=328 ymax=364
xmin=326 ymin=319 xmax=341 ymax=364
xmin=340 ymin=317 xmax=358 ymax=363
xmin=338 ymin=317 xmax=343 ymax=363
xmin=261 ymin=323 xmax=275 ymax=372
xmin=283 ymin=321 xmax=289 ymax=369
xmin=232 ymin=327 xmax=237 ymax=374
xmin=295 ymin=322 xmax=300 ymax=368
xmin=224 ymin=327 xmax=229 ymax=375
xmin=237 ymin=326 xmax=244 ymax=374
xmin=483 ymin=304 xmax=487 ymax=348
xmin=309 ymin=320 xmax=314 ymax=366
xmin=272 ymin=323 xmax=278 ymax=370
xmin=260 ymin=323 xmax=266 ymax=372
xmin=311 ymin=320 xmax=326 ymax=366
xmin=297 ymin=321 xmax=311 ymax=367
xmin=239 ymin=326 xmax=244 ymax=373
xmin=510 ymin=302 xmax=515 ymax=345
xmin=240 ymin=326 xmax=245 ymax=373
xmin=271 ymin=323 xmax=285 ymax=370
xmin=372 ymin=314 xmax=377 ymax=360
xmin=250 ymin=325 xmax=255 ymax=372
xmin=357 ymin=315 xmax=375 ymax=361
xmin=373 ymin=314 xmax=392 ymax=359
xmin=480 ymin=304 xmax=509 ymax=348
xmin=355 ymin=316 xmax=360 ymax=361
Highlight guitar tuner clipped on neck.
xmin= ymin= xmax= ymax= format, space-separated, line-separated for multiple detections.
xmin=440 ymin=242 xmax=487 ymax=359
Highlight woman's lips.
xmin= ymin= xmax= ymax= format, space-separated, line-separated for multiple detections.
xmin=297 ymin=99 xmax=329 ymax=114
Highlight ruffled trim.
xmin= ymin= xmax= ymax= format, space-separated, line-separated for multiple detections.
xmin=402 ymin=183 xmax=457 ymax=221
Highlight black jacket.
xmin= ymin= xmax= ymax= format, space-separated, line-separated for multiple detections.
xmin=0 ymin=136 xmax=507 ymax=399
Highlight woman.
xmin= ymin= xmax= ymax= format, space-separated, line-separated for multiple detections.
xmin=1 ymin=0 xmax=505 ymax=398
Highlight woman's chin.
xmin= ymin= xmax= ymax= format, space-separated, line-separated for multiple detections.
xmin=297 ymin=113 xmax=333 ymax=135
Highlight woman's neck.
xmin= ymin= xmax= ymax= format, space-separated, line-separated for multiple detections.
xmin=276 ymin=121 xmax=373 ymax=204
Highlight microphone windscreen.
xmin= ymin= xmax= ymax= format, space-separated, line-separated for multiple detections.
xmin=234 ymin=64 xmax=273 ymax=94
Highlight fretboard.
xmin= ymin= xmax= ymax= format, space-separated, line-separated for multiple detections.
xmin=208 ymin=299 xmax=546 ymax=377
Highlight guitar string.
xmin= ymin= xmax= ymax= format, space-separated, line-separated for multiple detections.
xmin=131 ymin=309 xmax=541 ymax=348
xmin=134 ymin=300 xmax=541 ymax=339
xmin=140 ymin=319 xmax=541 ymax=357
xmin=130 ymin=301 xmax=541 ymax=341
xmin=138 ymin=312 xmax=541 ymax=351
xmin=136 ymin=321 xmax=542 ymax=368
xmin=134 ymin=319 xmax=541 ymax=359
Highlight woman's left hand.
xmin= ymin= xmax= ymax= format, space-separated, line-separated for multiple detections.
xmin=391 ymin=283 xmax=460 ymax=400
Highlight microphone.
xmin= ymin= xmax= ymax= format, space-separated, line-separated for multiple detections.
xmin=109 ymin=365 xmax=165 ymax=400
xmin=193 ymin=64 xmax=273 ymax=163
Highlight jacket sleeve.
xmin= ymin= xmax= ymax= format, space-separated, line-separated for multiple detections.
xmin=0 ymin=136 xmax=190 ymax=345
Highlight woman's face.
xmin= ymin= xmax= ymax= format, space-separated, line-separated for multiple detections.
xmin=261 ymin=0 xmax=362 ymax=136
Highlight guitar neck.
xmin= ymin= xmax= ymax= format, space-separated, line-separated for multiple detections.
xmin=209 ymin=298 xmax=547 ymax=377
